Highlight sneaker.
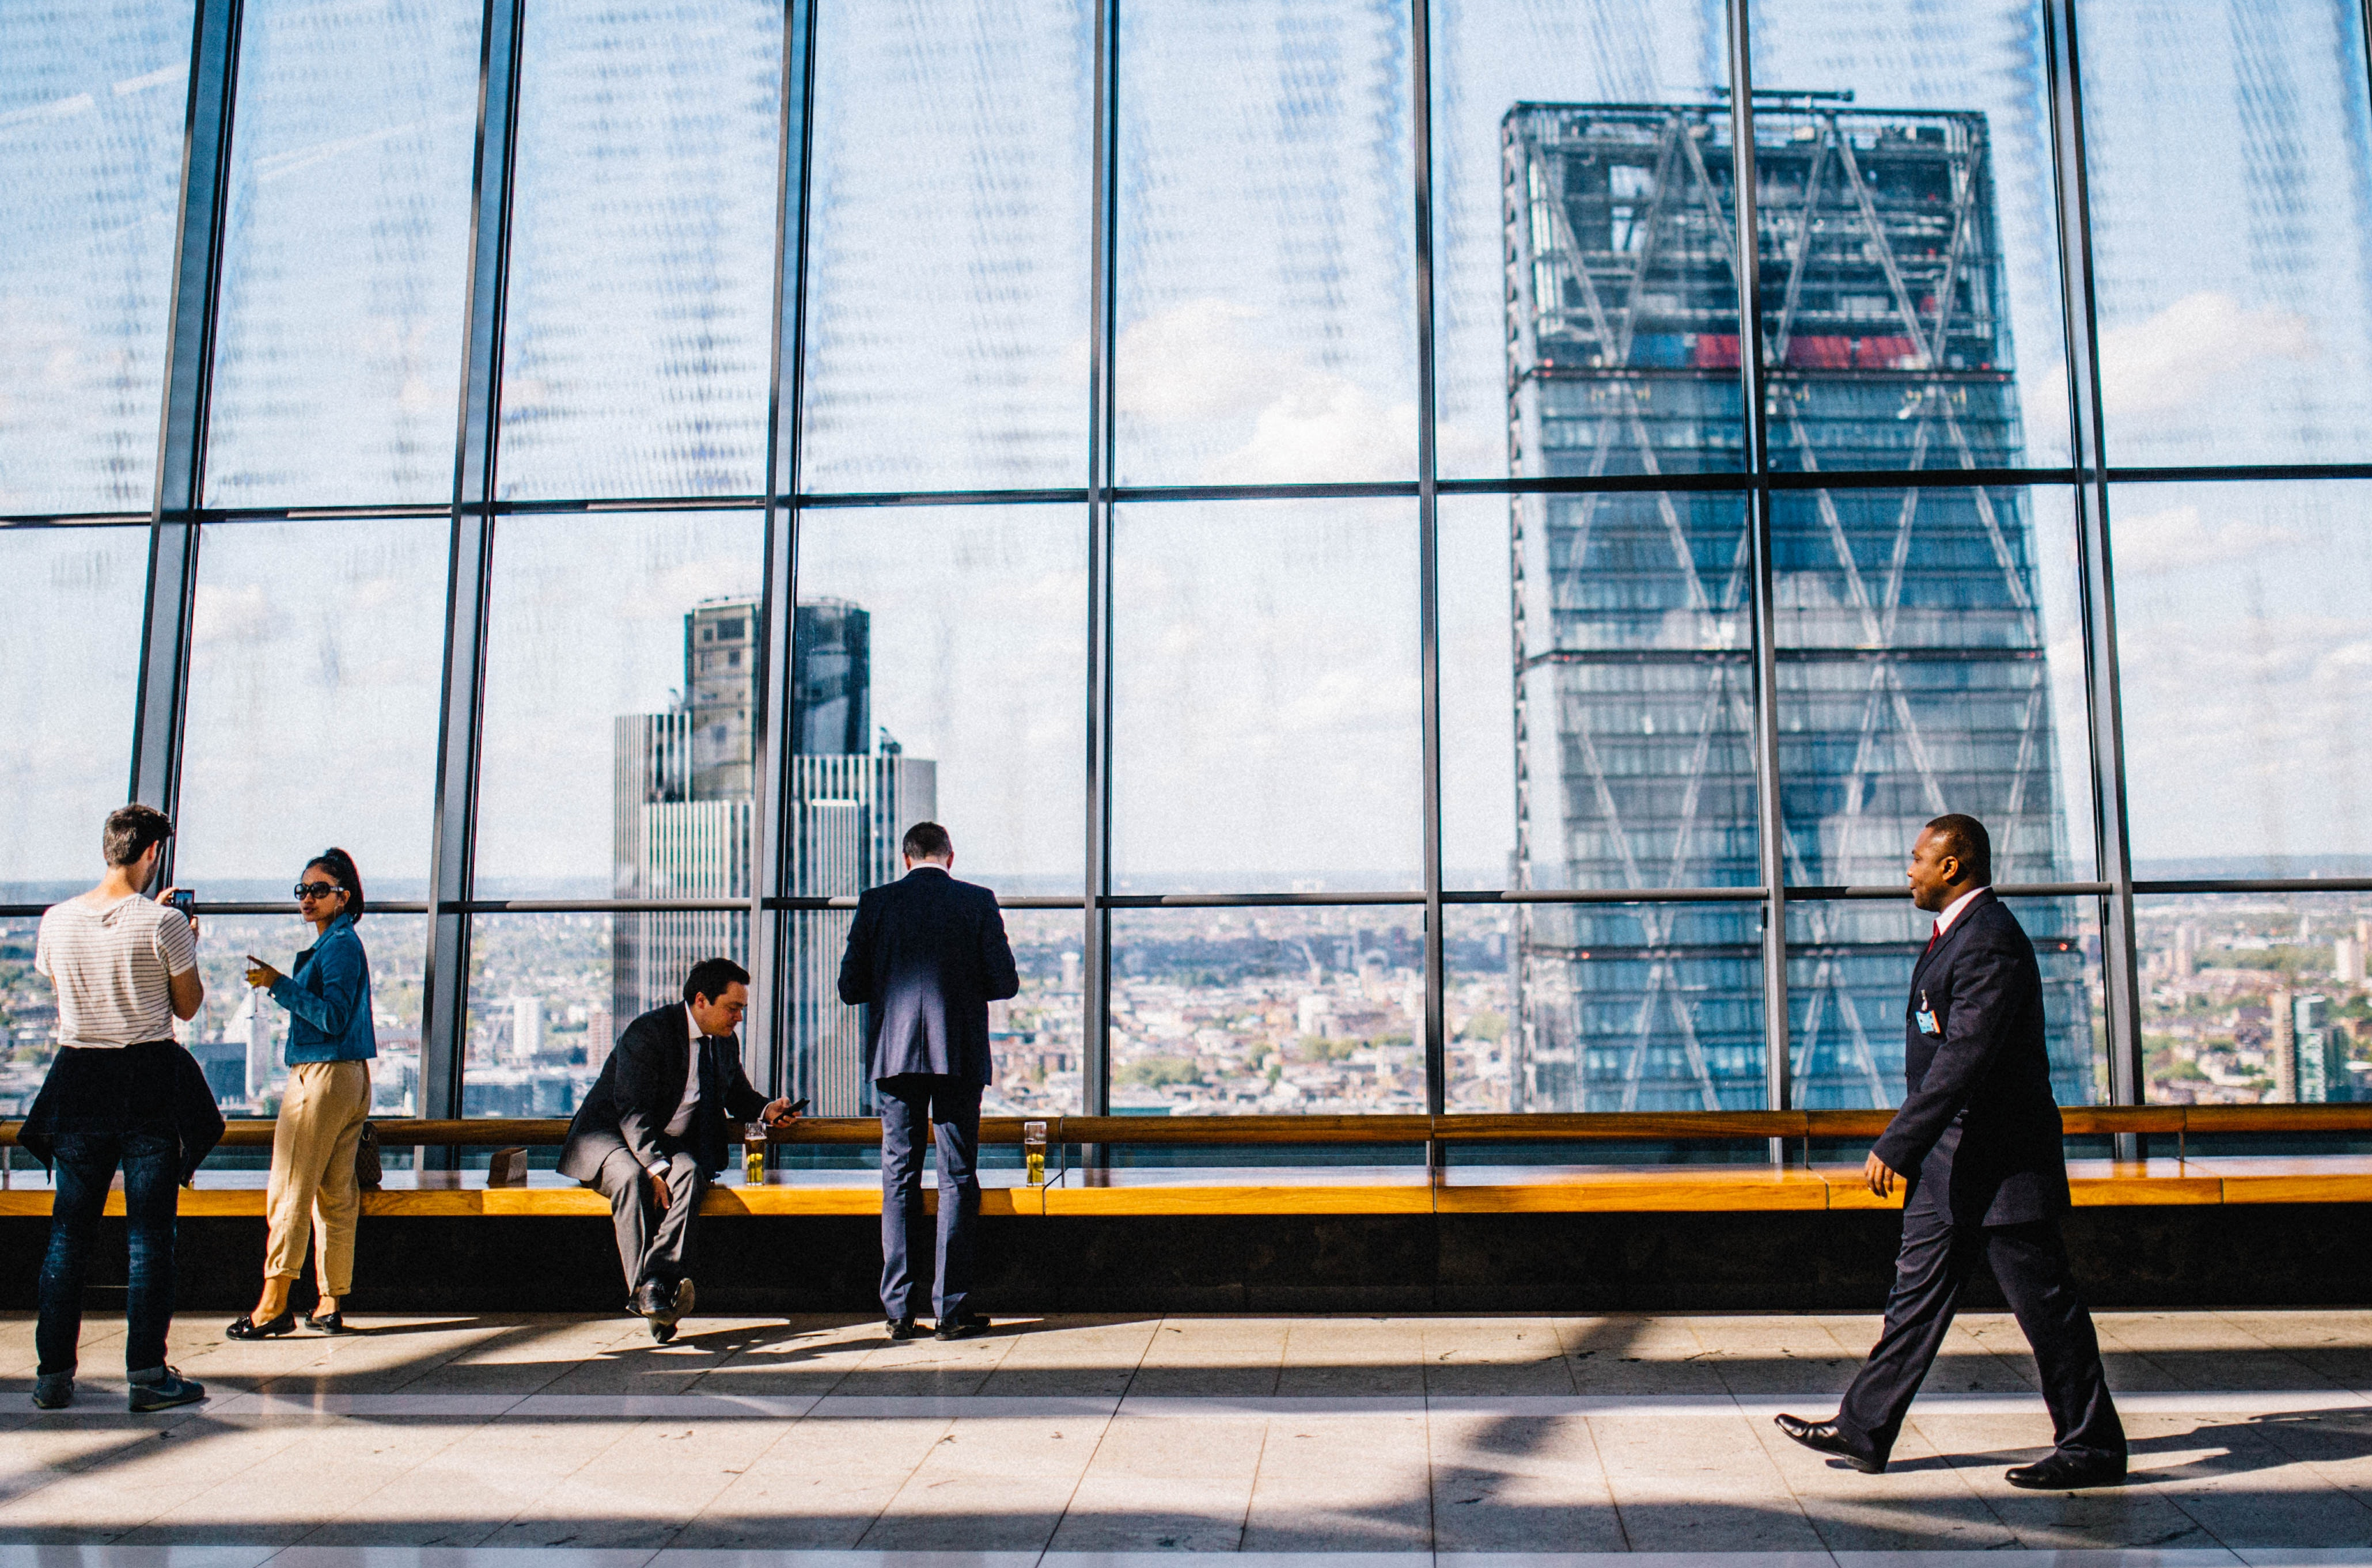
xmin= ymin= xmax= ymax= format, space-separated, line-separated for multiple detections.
xmin=127 ymin=1366 xmax=206 ymax=1413
xmin=31 ymin=1374 xmax=72 ymax=1410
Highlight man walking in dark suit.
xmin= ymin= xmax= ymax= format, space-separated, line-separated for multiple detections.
xmin=838 ymin=822 xmax=1019 ymax=1342
xmin=558 ymin=958 xmax=793 ymax=1342
xmin=1776 ymin=814 xmax=2125 ymax=1490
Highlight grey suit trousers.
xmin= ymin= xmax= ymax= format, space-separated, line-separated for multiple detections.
xmin=581 ymin=1133 xmax=706 ymax=1298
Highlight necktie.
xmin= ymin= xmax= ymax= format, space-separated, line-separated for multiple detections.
xmin=1923 ymin=922 xmax=1941 ymax=956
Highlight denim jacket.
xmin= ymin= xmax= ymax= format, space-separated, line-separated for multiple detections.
xmin=267 ymin=913 xmax=377 ymax=1065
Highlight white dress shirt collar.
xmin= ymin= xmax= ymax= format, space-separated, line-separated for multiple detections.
xmin=1933 ymin=884 xmax=1991 ymax=938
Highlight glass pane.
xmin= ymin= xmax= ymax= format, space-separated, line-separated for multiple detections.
xmin=496 ymin=0 xmax=782 ymax=500
xmin=1430 ymin=3 xmax=1739 ymax=481
xmin=1788 ymin=893 xmax=2103 ymax=1110
xmin=1445 ymin=903 xmax=1515 ymax=1112
xmin=797 ymin=506 xmax=1085 ymax=887
xmin=2 ymin=916 xmax=50 ymax=1114
xmin=1509 ymin=899 xmax=1767 ymax=1112
xmin=1750 ymin=0 xmax=2070 ymax=470
xmin=1116 ymin=0 xmax=1416 ymax=486
xmin=0 ymin=3 xmax=192 ymax=514
xmin=0 ymin=526 xmax=146 ymax=894
xmin=2079 ymin=0 xmax=2372 ymax=465
xmin=465 ymin=909 xmax=744 ymax=1118
xmin=203 ymin=0 xmax=482 ymax=508
xmin=1447 ymin=490 xmax=1760 ymax=894
xmin=799 ymin=0 xmax=1092 ymax=493
xmin=175 ymin=519 xmax=446 ymax=896
xmin=787 ymin=906 xmax=1084 ymax=1118
xmin=2139 ymin=890 xmax=2369 ymax=1105
xmin=1776 ymin=485 xmax=2096 ymax=886
xmin=2115 ymin=481 xmax=2372 ymax=879
xmin=475 ymin=511 xmax=765 ymax=895
xmin=1111 ymin=499 xmax=1421 ymax=891
xmin=188 ymin=911 xmax=426 ymax=1118
xmin=1108 ymin=905 xmax=1425 ymax=1114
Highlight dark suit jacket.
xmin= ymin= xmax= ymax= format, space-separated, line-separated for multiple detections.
xmin=1871 ymin=890 xmax=2070 ymax=1227
xmin=836 ymin=867 xmax=1020 ymax=1085
xmin=556 ymin=1003 xmax=768 ymax=1180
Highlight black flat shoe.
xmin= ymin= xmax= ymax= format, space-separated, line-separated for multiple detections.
xmin=885 ymin=1316 xmax=919 ymax=1341
xmin=2006 ymin=1451 xmax=2126 ymax=1490
xmin=304 ymin=1311 xmax=353 ymax=1334
xmin=225 ymin=1310 xmax=297 ymax=1341
xmin=934 ymin=1312 xmax=990 ymax=1341
xmin=1773 ymin=1413 xmax=1885 ymax=1474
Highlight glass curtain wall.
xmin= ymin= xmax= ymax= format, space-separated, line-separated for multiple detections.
xmin=5 ymin=0 xmax=2371 ymax=1127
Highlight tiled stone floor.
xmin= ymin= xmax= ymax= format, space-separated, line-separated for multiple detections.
xmin=2 ymin=1310 xmax=2369 ymax=1563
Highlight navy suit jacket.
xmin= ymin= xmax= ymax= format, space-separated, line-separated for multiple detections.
xmin=556 ymin=1003 xmax=768 ymax=1181
xmin=1871 ymin=890 xmax=2070 ymax=1227
xmin=837 ymin=867 xmax=1019 ymax=1085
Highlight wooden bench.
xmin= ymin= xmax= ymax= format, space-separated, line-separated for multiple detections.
xmin=2 ymin=1108 xmax=2365 ymax=1218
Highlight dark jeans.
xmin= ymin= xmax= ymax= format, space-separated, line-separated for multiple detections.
xmin=877 ymin=1074 xmax=982 ymax=1322
xmin=38 ymin=1130 xmax=180 ymax=1377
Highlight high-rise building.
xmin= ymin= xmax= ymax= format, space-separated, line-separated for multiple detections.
xmin=613 ymin=597 xmax=934 ymax=1113
xmin=1502 ymin=98 xmax=2087 ymax=1111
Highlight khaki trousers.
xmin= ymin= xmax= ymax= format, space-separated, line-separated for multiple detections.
xmin=264 ymin=1061 xmax=372 ymax=1296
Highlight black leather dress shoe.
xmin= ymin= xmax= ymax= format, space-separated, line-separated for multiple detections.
xmin=885 ymin=1316 xmax=919 ymax=1341
xmin=226 ymin=1309 xmax=296 ymax=1341
xmin=631 ymin=1281 xmax=670 ymax=1320
xmin=2006 ymin=1451 xmax=2127 ymax=1490
xmin=1773 ymin=1413 xmax=1885 ymax=1473
xmin=934 ymin=1312 xmax=990 ymax=1341
xmin=661 ymin=1278 xmax=695 ymax=1326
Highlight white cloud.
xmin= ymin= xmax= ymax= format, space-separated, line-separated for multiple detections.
xmin=2096 ymin=291 xmax=2313 ymax=418
xmin=2110 ymin=502 xmax=2302 ymax=576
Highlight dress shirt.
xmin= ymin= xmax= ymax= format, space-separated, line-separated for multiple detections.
xmin=652 ymin=1009 xmax=705 ymax=1174
xmin=1931 ymin=884 xmax=1990 ymax=941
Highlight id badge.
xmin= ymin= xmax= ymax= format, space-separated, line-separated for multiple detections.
xmin=1916 ymin=989 xmax=1941 ymax=1035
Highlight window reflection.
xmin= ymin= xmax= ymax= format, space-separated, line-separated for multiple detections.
xmin=2080 ymin=0 xmax=2372 ymax=465
xmin=1116 ymin=0 xmax=1416 ymax=485
xmin=0 ymin=3 xmax=191 ymax=514
xmin=497 ymin=0 xmax=782 ymax=500
xmin=2115 ymin=481 xmax=2372 ymax=879
xmin=800 ymin=0 xmax=1092 ymax=493
xmin=204 ymin=0 xmax=480 ymax=507
xmin=0 ymin=527 xmax=146 ymax=892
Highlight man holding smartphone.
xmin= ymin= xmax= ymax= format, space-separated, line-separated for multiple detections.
xmin=22 ymin=804 xmax=221 ymax=1411
xmin=556 ymin=958 xmax=795 ymax=1341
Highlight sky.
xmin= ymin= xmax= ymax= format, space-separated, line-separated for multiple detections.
xmin=5 ymin=0 xmax=2372 ymax=894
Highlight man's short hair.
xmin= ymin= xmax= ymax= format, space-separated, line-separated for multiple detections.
xmin=902 ymin=821 xmax=953 ymax=861
xmin=1924 ymin=813 xmax=1993 ymax=884
xmin=103 ymin=804 xmax=175 ymax=868
xmin=682 ymin=956 xmax=750 ymax=1006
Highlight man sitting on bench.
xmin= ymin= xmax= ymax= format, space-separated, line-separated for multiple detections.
xmin=558 ymin=958 xmax=793 ymax=1341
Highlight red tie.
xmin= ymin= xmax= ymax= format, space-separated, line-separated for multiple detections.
xmin=1923 ymin=922 xmax=1941 ymax=955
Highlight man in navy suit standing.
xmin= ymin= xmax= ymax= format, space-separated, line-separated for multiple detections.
xmin=1775 ymin=814 xmax=2125 ymax=1491
xmin=838 ymin=822 xmax=1019 ymax=1341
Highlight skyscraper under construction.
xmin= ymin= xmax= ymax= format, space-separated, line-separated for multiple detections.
xmin=1502 ymin=97 xmax=2090 ymax=1111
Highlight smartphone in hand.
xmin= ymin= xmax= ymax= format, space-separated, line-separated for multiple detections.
xmin=168 ymin=890 xmax=196 ymax=920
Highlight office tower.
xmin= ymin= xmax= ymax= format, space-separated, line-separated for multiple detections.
xmin=613 ymin=597 xmax=934 ymax=1113
xmin=2292 ymin=993 xmax=2347 ymax=1103
xmin=1502 ymin=98 xmax=2086 ymax=1110
xmin=2335 ymin=933 xmax=2364 ymax=986
xmin=2272 ymin=986 xmax=2298 ymax=1102
xmin=507 ymin=995 xmax=544 ymax=1060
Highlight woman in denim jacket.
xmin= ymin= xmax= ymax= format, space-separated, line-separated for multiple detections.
xmin=228 ymin=848 xmax=377 ymax=1338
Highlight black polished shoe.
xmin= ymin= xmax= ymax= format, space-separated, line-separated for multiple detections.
xmin=225 ymin=1309 xmax=297 ymax=1341
xmin=631 ymin=1281 xmax=670 ymax=1320
xmin=304 ymin=1310 xmax=353 ymax=1334
xmin=2006 ymin=1451 xmax=2127 ymax=1490
xmin=933 ymin=1312 xmax=990 ymax=1341
xmin=1773 ymin=1413 xmax=1885 ymax=1474
xmin=884 ymin=1315 xmax=919 ymax=1341
xmin=660 ymin=1277 xmax=695 ymax=1327
xmin=650 ymin=1318 xmax=677 ymax=1344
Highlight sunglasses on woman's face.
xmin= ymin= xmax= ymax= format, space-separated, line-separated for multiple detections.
xmin=294 ymin=882 xmax=346 ymax=901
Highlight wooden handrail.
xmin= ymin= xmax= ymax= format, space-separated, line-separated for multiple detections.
xmin=3 ymin=1103 xmax=2367 ymax=1152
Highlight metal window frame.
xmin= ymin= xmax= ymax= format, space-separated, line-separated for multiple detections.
xmin=27 ymin=0 xmax=2372 ymax=1134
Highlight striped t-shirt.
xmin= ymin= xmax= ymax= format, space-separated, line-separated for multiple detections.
xmin=33 ymin=894 xmax=198 ymax=1049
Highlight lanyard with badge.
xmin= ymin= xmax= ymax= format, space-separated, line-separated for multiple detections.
xmin=1916 ymin=989 xmax=1941 ymax=1035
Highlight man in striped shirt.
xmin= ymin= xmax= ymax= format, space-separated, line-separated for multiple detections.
xmin=26 ymin=804 xmax=210 ymax=1413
